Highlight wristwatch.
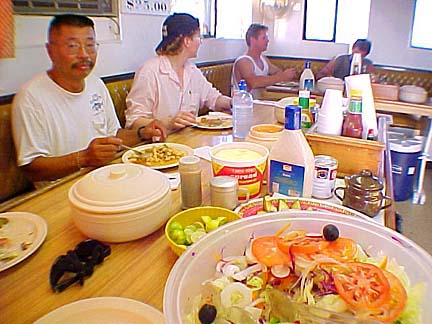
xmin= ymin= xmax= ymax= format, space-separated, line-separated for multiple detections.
xmin=136 ymin=125 xmax=148 ymax=142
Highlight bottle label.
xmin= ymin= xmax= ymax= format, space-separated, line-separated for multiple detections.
xmin=269 ymin=160 xmax=305 ymax=197
xmin=301 ymin=110 xmax=313 ymax=129
xmin=304 ymin=79 xmax=314 ymax=91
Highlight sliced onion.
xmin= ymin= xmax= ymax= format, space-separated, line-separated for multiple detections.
xmin=270 ymin=264 xmax=291 ymax=278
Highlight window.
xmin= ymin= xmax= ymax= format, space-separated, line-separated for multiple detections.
xmin=171 ymin=0 xmax=252 ymax=39
xmin=411 ymin=0 xmax=432 ymax=49
xmin=304 ymin=0 xmax=371 ymax=45
xmin=13 ymin=0 xmax=117 ymax=17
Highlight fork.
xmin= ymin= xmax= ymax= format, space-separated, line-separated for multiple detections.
xmin=120 ymin=144 xmax=150 ymax=157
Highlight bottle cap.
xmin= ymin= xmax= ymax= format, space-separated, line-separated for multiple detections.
xmin=179 ymin=156 xmax=200 ymax=171
xmin=285 ymin=105 xmax=301 ymax=130
xmin=238 ymin=79 xmax=247 ymax=91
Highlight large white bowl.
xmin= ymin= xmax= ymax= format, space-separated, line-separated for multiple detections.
xmin=69 ymin=164 xmax=171 ymax=242
xmin=163 ymin=211 xmax=432 ymax=323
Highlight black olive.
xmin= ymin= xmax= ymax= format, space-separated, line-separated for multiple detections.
xmin=198 ymin=303 xmax=217 ymax=324
xmin=322 ymin=224 xmax=339 ymax=241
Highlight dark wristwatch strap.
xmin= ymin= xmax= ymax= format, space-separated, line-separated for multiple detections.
xmin=136 ymin=125 xmax=150 ymax=142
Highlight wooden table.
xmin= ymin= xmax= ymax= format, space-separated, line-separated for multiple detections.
xmin=0 ymin=105 xmax=277 ymax=324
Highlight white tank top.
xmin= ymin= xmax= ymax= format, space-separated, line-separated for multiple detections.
xmin=231 ymin=55 xmax=269 ymax=98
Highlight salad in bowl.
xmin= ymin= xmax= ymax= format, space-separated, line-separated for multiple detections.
xmin=163 ymin=212 xmax=431 ymax=324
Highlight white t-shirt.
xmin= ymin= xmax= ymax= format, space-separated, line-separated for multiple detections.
xmin=231 ymin=54 xmax=270 ymax=97
xmin=12 ymin=72 xmax=120 ymax=167
xmin=125 ymin=56 xmax=222 ymax=128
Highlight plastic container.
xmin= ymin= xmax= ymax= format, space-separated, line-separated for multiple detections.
xmin=209 ymin=142 xmax=269 ymax=200
xmin=232 ymin=79 xmax=254 ymax=138
xmin=389 ymin=137 xmax=423 ymax=201
xmin=210 ymin=176 xmax=249 ymax=210
xmin=164 ymin=211 xmax=432 ymax=323
xmin=68 ymin=164 xmax=171 ymax=242
xmin=299 ymin=61 xmax=315 ymax=91
xmin=269 ymin=105 xmax=314 ymax=197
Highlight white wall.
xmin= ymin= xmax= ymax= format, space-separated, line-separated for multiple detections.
xmin=1 ymin=0 xmax=430 ymax=95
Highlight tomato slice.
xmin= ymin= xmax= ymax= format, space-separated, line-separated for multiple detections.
xmin=360 ymin=270 xmax=407 ymax=323
xmin=286 ymin=236 xmax=322 ymax=255
xmin=333 ymin=262 xmax=390 ymax=310
xmin=319 ymin=237 xmax=358 ymax=262
xmin=251 ymin=236 xmax=291 ymax=267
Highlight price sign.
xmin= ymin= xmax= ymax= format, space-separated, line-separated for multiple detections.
xmin=122 ymin=0 xmax=171 ymax=15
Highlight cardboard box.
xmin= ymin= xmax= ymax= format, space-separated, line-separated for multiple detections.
xmin=305 ymin=133 xmax=385 ymax=177
xmin=372 ymin=83 xmax=399 ymax=101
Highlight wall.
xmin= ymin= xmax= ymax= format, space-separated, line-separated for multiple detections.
xmin=0 ymin=0 xmax=430 ymax=95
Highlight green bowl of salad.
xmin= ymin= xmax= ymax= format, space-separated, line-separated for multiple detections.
xmin=164 ymin=211 xmax=431 ymax=324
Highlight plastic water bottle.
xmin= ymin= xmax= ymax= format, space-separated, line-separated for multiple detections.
xmin=232 ymin=80 xmax=254 ymax=138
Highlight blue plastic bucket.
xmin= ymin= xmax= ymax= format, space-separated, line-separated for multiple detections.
xmin=390 ymin=138 xmax=422 ymax=201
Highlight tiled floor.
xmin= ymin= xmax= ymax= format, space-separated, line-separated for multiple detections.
xmin=394 ymin=168 xmax=432 ymax=255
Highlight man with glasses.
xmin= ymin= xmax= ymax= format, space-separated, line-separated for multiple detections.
xmin=12 ymin=14 xmax=166 ymax=184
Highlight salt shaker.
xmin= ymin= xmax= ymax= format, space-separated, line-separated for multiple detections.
xmin=179 ymin=156 xmax=202 ymax=209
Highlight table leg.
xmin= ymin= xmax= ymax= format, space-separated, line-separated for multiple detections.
xmin=412 ymin=117 xmax=432 ymax=205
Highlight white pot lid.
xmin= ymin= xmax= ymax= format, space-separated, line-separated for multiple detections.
xmin=69 ymin=164 xmax=170 ymax=213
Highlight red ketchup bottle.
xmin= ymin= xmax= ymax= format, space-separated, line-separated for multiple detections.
xmin=342 ymin=89 xmax=363 ymax=139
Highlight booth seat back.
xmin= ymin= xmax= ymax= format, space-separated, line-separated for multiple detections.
xmin=0 ymin=99 xmax=34 ymax=203
xmin=269 ymin=56 xmax=432 ymax=96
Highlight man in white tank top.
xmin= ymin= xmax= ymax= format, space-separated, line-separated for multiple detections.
xmin=231 ymin=24 xmax=296 ymax=98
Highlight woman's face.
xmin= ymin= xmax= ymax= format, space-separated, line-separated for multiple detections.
xmin=185 ymin=30 xmax=202 ymax=58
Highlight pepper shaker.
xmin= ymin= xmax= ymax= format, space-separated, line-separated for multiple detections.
xmin=179 ymin=156 xmax=202 ymax=209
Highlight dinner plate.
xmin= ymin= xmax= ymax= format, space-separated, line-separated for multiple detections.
xmin=0 ymin=211 xmax=48 ymax=272
xmin=121 ymin=143 xmax=194 ymax=170
xmin=194 ymin=114 xmax=233 ymax=129
xmin=34 ymin=297 xmax=165 ymax=324
xmin=235 ymin=196 xmax=370 ymax=220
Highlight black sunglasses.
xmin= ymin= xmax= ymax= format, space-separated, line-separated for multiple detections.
xmin=49 ymin=239 xmax=111 ymax=293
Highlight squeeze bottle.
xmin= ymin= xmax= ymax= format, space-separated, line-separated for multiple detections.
xmin=268 ymin=105 xmax=314 ymax=197
xmin=299 ymin=61 xmax=315 ymax=91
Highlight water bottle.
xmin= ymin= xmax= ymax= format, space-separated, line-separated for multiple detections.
xmin=232 ymin=80 xmax=254 ymax=138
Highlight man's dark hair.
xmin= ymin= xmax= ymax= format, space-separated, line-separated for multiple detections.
xmin=48 ymin=14 xmax=94 ymax=39
xmin=245 ymin=23 xmax=268 ymax=46
xmin=353 ymin=39 xmax=372 ymax=55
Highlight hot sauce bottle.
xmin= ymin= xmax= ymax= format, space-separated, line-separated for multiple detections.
xmin=342 ymin=89 xmax=363 ymax=139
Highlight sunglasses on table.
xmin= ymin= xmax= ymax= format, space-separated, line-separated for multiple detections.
xmin=49 ymin=239 xmax=111 ymax=293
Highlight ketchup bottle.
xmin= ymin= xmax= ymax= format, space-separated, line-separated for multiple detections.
xmin=342 ymin=89 xmax=363 ymax=139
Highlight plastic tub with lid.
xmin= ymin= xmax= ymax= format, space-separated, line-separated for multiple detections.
xmin=69 ymin=164 xmax=172 ymax=242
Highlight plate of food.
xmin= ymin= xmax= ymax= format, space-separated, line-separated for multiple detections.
xmin=235 ymin=195 xmax=370 ymax=220
xmin=0 ymin=212 xmax=48 ymax=272
xmin=195 ymin=115 xmax=233 ymax=129
xmin=121 ymin=143 xmax=194 ymax=170
xmin=34 ymin=297 xmax=165 ymax=324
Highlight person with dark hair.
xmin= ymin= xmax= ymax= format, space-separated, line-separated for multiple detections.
xmin=125 ymin=13 xmax=231 ymax=134
xmin=231 ymin=23 xmax=296 ymax=98
xmin=12 ymin=14 xmax=166 ymax=184
xmin=316 ymin=39 xmax=374 ymax=80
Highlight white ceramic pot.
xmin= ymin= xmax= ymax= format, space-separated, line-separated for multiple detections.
xmin=69 ymin=164 xmax=171 ymax=242
xmin=316 ymin=77 xmax=345 ymax=93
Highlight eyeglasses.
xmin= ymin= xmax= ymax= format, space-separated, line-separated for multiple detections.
xmin=53 ymin=41 xmax=100 ymax=55
xmin=49 ymin=239 xmax=110 ymax=293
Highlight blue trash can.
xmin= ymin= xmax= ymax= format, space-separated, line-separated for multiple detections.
xmin=390 ymin=138 xmax=422 ymax=201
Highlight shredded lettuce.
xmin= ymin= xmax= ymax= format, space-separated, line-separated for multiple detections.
xmin=394 ymin=283 xmax=425 ymax=324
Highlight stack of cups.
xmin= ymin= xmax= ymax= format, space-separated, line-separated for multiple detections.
xmin=316 ymin=89 xmax=344 ymax=136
